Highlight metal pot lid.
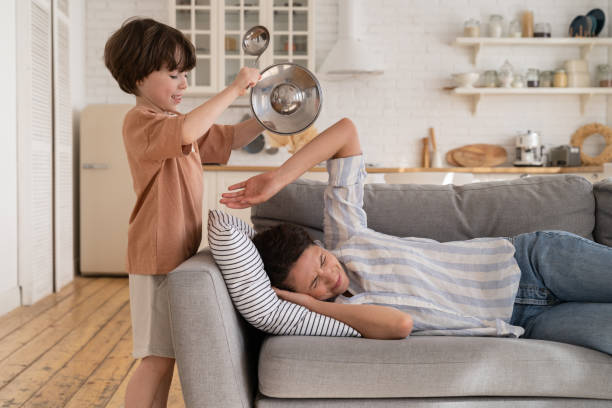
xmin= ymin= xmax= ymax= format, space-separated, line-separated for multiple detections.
xmin=250 ymin=63 xmax=322 ymax=135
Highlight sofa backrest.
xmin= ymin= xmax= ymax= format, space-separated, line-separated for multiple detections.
xmin=252 ymin=175 xmax=603 ymax=244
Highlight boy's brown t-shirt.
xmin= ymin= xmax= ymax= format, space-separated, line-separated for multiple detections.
xmin=122 ymin=106 xmax=234 ymax=275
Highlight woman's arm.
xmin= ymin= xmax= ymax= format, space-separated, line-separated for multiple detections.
xmin=275 ymin=288 xmax=413 ymax=340
xmin=220 ymin=117 xmax=361 ymax=209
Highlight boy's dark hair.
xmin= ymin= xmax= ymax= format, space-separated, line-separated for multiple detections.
xmin=252 ymin=224 xmax=314 ymax=291
xmin=104 ymin=17 xmax=196 ymax=95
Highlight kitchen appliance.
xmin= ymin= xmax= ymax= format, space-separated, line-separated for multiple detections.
xmin=549 ymin=145 xmax=581 ymax=167
xmin=80 ymin=104 xmax=134 ymax=275
xmin=514 ymin=130 xmax=545 ymax=166
xmin=250 ymin=62 xmax=322 ymax=135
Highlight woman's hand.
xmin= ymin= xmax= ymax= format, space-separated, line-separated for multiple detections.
xmin=231 ymin=67 xmax=261 ymax=96
xmin=219 ymin=170 xmax=285 ymax=209
xmin=273 ymin=287 xmax=317 ymax=309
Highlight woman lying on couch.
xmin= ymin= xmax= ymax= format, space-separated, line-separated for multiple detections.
xmin=220 ymin=118 xmax=612 ymax=355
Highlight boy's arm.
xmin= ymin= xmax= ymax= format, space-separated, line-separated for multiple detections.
xmin=220 ymin=118 xmax=361 ymax=209
xmin=275 ymin=288 xmax=413 ymax=340
xmin=182 ymin=67 xmax=260 ymax=145
xmin=230 ymin=118 xmax=265 ymax=149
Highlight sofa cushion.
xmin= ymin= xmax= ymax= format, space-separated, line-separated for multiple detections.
xmin=594 ymin=178 xmax=612 ymax=247
xmin=252 ymin=175 xmax=596 ymax=243
xmin=207 ymin=210 xmax=359 ymax=337
xmin=258 ymin=336 xmax=612 ymax=400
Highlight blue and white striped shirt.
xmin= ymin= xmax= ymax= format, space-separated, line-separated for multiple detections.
xmin=326 ymin=155 xmax=524 ymax=337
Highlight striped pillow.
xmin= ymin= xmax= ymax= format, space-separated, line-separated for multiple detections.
xmin=207 ymin=210 xmax=360 ymax=337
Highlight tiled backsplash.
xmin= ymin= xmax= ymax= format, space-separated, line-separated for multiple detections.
xmin=88 ymin=0 xmax=611 ymax=166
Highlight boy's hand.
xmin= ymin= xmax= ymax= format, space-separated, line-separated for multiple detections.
xmin=219 ymin=170 xmax=285 ymax=209
xmin=231 ymin=67 xmax=261 ymax=96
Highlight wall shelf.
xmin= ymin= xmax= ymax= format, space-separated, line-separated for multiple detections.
xmin=452 ymin=87 xmax=612 ymax=115
xmin=455 ymin=37 xmax=612 ymax=65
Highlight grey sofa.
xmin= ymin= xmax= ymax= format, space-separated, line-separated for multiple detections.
xmin=168 ymin=175 xmax=612 ymax=407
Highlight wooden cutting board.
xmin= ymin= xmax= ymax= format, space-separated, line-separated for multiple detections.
xmin=446 ymin=144 xmax=507 ymax=167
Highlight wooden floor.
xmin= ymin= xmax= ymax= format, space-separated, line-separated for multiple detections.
xmin=0 ymin=276 xmax=184 ymax=408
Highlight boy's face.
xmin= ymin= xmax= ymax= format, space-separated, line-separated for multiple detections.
xmin=136 ymin=66 xmax=188 ymax=111
xmin=285 ymin=244 xmax=349 ymax=301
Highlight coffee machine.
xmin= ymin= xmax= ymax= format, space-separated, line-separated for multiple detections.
xmin=514 ymin=130 xmax=545 ymax=167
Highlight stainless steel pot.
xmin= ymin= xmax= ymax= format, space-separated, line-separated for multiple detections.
xmin=250 ymin=63 xmax=322 ymax=135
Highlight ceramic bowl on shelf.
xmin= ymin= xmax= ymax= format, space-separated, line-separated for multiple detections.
xmin=452 ymin=72 xmax=480 ymax=88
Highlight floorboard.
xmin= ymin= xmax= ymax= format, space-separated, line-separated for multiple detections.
xmin=0 ymin=277 xmax=185 ymax=408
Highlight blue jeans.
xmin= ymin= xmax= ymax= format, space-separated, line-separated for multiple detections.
xmin=508 ymin=230 xmax=612 ymax=355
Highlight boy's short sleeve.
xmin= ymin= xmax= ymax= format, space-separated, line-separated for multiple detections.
xmin=123 ymin=107 xmax=184 ymax=161
xmin=197 ymin=124 xmax=234 ymax=164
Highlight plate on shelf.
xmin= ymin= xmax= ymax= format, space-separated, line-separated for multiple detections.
xmin=569 ymin=15 xmax=589 ymax=37
xmin=587 ymin=8 xmax=606 ymax=36
xmin=585 ymin=15 xmax=594 ymax=36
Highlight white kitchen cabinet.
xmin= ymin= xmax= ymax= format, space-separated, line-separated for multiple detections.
xmin=170 ymin=0 xmax=315 ymax=96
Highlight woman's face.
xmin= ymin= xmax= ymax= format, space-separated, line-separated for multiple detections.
xmin=285 ymin=245 xmax=349 ymax=300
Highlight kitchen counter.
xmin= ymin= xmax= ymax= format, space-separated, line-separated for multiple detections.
xmin=203 ymin=165 xmax=604 ymax=174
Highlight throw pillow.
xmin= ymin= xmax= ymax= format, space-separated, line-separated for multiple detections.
xmin=207 ymin=209 xmax=360 ymax=337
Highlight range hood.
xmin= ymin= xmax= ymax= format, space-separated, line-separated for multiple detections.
xmin=319 ymin=0 xmax=384 ymax=76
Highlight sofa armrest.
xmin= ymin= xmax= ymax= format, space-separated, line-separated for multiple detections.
xmin=168 ymin=249 xmax=261 ymax=408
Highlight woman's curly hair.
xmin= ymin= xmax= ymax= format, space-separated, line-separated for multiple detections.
xmin=252 ymin=223 xmax=314 ymax=290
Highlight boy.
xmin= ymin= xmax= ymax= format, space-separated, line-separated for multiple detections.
xmin=104 ymin=17 xmax=263 ymax=407
xmin=220 ymin=119 xmax=612 ymax=355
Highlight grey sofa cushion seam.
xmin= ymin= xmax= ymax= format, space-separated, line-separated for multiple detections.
xmin=262 ymin=355 xmax=609 ymax=365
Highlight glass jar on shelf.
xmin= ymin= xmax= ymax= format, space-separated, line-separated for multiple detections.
xmin=534 ymin=22 xmax=551 ymax=37
xmin=464 ymin=18 xmax=480 ymax=37
xmin=553 ymin=69 xmax=568 ymax=88
xmin=597 ymin=64 xmax=612 ymax=87
xmin=508 ymin=19 xmax=522 ymax=37
xmin=512 ymin=73 xmax=525 ymax=88
xmin=483 ymin=70 xmax=498 ymax=87
xmin=539 ymin=70 xmax=553 ymax=87
xmin=488 ymin=15 xmax=504 ymax=37
xmin=498 ymin=60 xmax=514 ymax=87
xmin=526 ymin=68 xmax=540 ymax=87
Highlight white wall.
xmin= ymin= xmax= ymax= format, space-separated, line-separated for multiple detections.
xmin=0 ymin=0 xmax=20 ymax=314
xmin=86 ymin=0 xmax=609 ymax=166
